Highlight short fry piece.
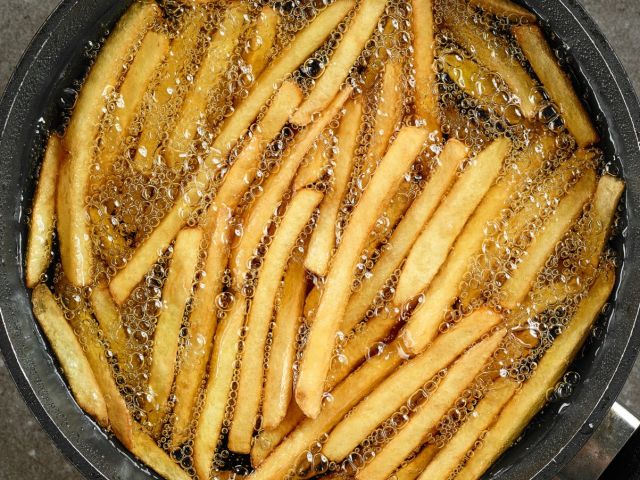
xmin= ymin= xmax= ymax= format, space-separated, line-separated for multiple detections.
xmin=394 ymin=138 xmax=510 ymax=306
xmin=251 ymin=401 xmax=305 ymax=467
xmin=296 ymin=126 xmax=428 ymax=419
xmin=26 ymin=135 xmax=62 ymax=288
xmin=441 ymin=53 xmax=508 ymax=109
xmin=229 ymin=189 xmax=323 ymax=453
xmin=131 ymin=426 xmax=191 ymax=480
xmin=469 ymin=0 xmax=536 ymax=22
xmin=243 ymin=7 xmax=279 ymax=80
xmin=90 ymin=283 xmax=129 ymax=364
xmin=305 ymin=99 xmax=362 ymax=276
xmin=291 ymin=0 xmax=387 ymax=126
xmin=412 ymin=0 xmax=438 ymax=123
xmin=513 ymin=25 xmax=598 ymax=147
xmin=456 ymin=267 xmax=616 ymax=480
xmin=293 ymin=138 xmax=331 ymax=190
xmin=393 ymin=445 xmax=438 ymax=480
xmin=584 ymin=175 xmax=624 ymax=269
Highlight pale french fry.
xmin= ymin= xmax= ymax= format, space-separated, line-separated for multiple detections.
xmin=400 ymin=136 xmax=554 ymax=354
xmin=57 ymin=2 xmax=158 ymax=286
xmin=146 ymin=227 xmax=203 ymax=435
xmin=501 ymin=169 xmax=596 ymax=309
xmin=229 ymin=189 xmax=323 ymax=453
xmin=193 ymin=296 xmax=247 ymax=480
xmin=355 ymin=330 xmax=505 ymax=480
xmin=412 ymin=0 xmax=438 ymax=124
xmin=456 ymin=267 xmax=615 ymax=480
xmin=394 ymin=138 xmax=510 ymax=306
xmin=231 ymin=87 xmax=352 ymax=286
xmin=251 ymin=401 xmax=305 ymax=467
xmin=584 ymin=175 xmax=624 ymax=269
xmin=293 ymin=138 xmax=331 ymax=190
xmin=98 ymin=31 xmax=169 ymax=176
xmin=469 ymin=0 xmax=536 ymax=22
xmin=165 ymin=5 xmax=250 ymax=168
xmin=31 ymin=284 xmax=107 ymax=425
xmin=365 ymin=191 xmax=415 ymax=252
xmin=323 ymin=308 xmax=502 ymax=460
xmin=26 ymin=135 xmax=62 ymax=288
xmin=416 ymin=379 xmax=517 ymax=480
xmin=304 ymin=285 xmax=321 ymax=319
xmin=243 ymin=7 xmax=279 ymax=81
xmin=393 ymin=445 xmax=438 ymax=480
xmin=130 ymin=426 xmax=191 ymax=480
xmin=90 ymin=283 xmax=129 ymax=363
xmin=305 ymin=99 xmax=362 ymax=276
xmin=342 ymin=138 xmax=468 ymax=332
xmin=513 ymin=25 xmax=598 ymax=148
xmin=447 ymin=19 xmax=539 ymax=119
xmin=296 ymin=126 xmax=428 ymax=419
xmin=262 ymin=259 xmax=307 ymax=429
xmin=291 ymin=0 xmax=387 ymax=126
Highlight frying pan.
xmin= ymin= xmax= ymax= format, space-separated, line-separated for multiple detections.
xmin=0 ymin=0 xmax=639 ymax=479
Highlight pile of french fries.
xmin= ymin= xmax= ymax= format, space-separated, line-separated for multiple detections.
xmin=25 ymin=0 xmax=624 ymax=479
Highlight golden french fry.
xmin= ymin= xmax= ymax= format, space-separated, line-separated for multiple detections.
xmin=130 ymin=426 xmax=191 ymax=480
xmin=243 ymin=7 xmax=279 ymax=81
xmin=293 ymin=137 xmax=331 ymax=190
xmin=501 ymin=169 xmax=596 ymax=309
xmin=412 ymin=0 xmax=438 ymax=124
xmin=90 ymin=283 xmax=129 ymax=364
xmin=342 ymin=138 xmax=468 ymax=331
xmin=469 ymin=0 xmax=536 ymax=22
xmin=88 ymin=205 xmax=130 ymax=265
xmin=26 ymin=135 xmax=62 ymax=288
xmin=417 ymin=379 xmax=517 ymax=480
xmin=193 ymin=295 xmax=247 ymax=480
xmin=57 ymin=2 xmax=158 ymax=286
xmin=513 ymin=25 xmax=598 ymax=148
xmin=165 ymin=5 xmax=250 ymax=168
xmin=393 ymin=445 xmax=438 ymax=480
xmin=291 ymin=0 xmax=387 ymax=126
xmin=229 ymin=189 xmax=323 ymax=453
xmin=146 ymin=227 xmax=203 ymax=435
xmin=584 ymin=175 xmax=624 ymax=269
xmin=305 ymin=99 xmax=363 ymax=276
xmin=231 ymin=87 xmax=352 ymax=287
xmin=262 ymin=259 xmax=307 ymax=430
xmin=355 ymin=330 xmax=505 ymax=480
xmin=296 ymin=126 xmax=428 ymax=419
xmin=98 ymin=31 xmax=169 ymax=176
xmin=251 ymin=401 xmax=305 ymax=467
xmin=394 ymin=138 xmax=510 ymax=306
xmin=456 ymin=267 xmax=615 ymax=480
xmin=31 ymin=285 xmax=107 ymax=425
xmin=323 ymin=308 xmax=502 ymax=460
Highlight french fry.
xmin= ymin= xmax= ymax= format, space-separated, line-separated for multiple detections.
xmin=416 ymin=379 xmax=517 ymax=480
xmin=165 ymin=5 xmax=250 ymax=168
xmin=90 ymin=283 xmax=129 ymax=364
xmin=393 ymin=445 xmax=438 ymax=480
xmin=342 ymin=139 xmax=468 ymax=331
xmin=469 ymin=0 xmax=536 ymax=22
xmin=262 ymin=259 xmax=307 ymax=429
xmin=98 ymin=31 xmax=169 ymax=176
xmin=447 ymin=19 xmax=539 ymax=119
xmin=130 ymin=426 xmax=191 ymax=480
xmin=513 ymin=25 xmax=598 ymax=148
xmin=231 ymin=87 xmax=352 ymax=287
xmin=88 ymin=205 xmax=131 ymax=265
xmin=229 ymin=189 xmax=323 ymax=453
xmin=323 ymin=308 xmax=502 ymax=460
xmin=394 ymin=138 xmax=510 ymax=306
xmin=291 ymin=0 xmax=388 ymax=126
xmin=296 ymin=126 xmax=428 ymax=419
xmin=305 ymin=99 xmax=363 ymax=276
xmin=243 ymin=7 xmax=279 ymax=81
xmin=293 ymin=137 xmax=331 ymax=190
xmin=251 ymin=401 xmax=305 ymax=467
xmin=193 ymin=296 xmax=247 ymax=480
xmin=501 ymin=169 xmax=596 ymax=309
xmin=456 ymin=267 xmax=616 ymax=480
xmin=412 ymin=0 xmax=438 ymax=124
xmin=31 ymin=284 xmax=107 ymax=425
xmin=26 ymin=135 xmax=62 ymax=288
xmin=354 ymin=330 xmax=505 ymax=480
xmin=584 ymin=175 xmax=624 ymax=269
xmin=57 ymin=2 xmax=158 ymax=286
xmin=146 ymin=227 xmax=203 ymax=435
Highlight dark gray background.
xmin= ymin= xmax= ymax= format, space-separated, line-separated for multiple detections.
xmin=1 ymin=0 xmax=639 ymax=479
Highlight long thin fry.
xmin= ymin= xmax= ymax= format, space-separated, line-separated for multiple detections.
xmin=31 ymin=285 xmax=107 ymax=425
xmin=501 ymin=170 xmax=596 ymax=309
xmin=229 ymin=189 xmax=323 ymax=453
xmin=355 ymin=330 xmax=505 ymax=480
xmin=394 ymin=138 xmax=510 ymax=306
xmin=412 ymin=0 xmax=438 ymax=123
xmin=231 ymin=87 xmax=352 ymax=286
xmin=323 ymin=308 xmax=502 ymax=460
xmin=456 ymin=267 xmax=615 ymax=480
xmin=262 ymin=259 xmax=307 ymax=429
xmin=584 ymin=175 xmax=624 ymax=269
xmin=469 ymin=0 xmax=536 ymax=22
xmin=146 ymin=227 xmax=203 ymax=435
xmin=88 ymin=205 xmax=130 ymax=265
xmin=305 ymin=99 xmax=362 ymax=276
xmin=57 ymin=2 xmax=158 ymax=286
xmin=90 ymin=283 xmax=129 ymax=363
xmin=294 ymin=137 xmax=331 ymax=190
xmin=440 ymin=53 xmax=507 ymax=109
xmin=27 ymin=135 xmax=62 ymax=288
xmin=296 ymin=126 xmax=428 ymax=419
xmin=342 ymin=139 xmax=468 ymax=331
xmin=251 ymin=401 xmax=305 ymax=467
xmin=193 ymin=296 xmax=247 ymax=480
xmin=131 ymin=426 xmax=191 ymax=480
xmin=243 ymin=7 xmax=279 ymax=81
xmin=513 ymin=25 xmax=598 ymax=148
xmin=393 ymin=445 xmax=438 ymax=480
xmin=291 ymin=0 xmax=387 ymax=126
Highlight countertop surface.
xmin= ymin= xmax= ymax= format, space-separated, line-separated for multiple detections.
xmin=1 ymin=1 xmax=639 ymax=479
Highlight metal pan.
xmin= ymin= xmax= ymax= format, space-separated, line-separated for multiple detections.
xmin=0 ymin=0 xmax=638 ymax=479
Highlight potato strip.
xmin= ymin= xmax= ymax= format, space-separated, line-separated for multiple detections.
xmin=469 ymin=0 xmax=536 ymax=22
xmin=244 ymin=7 xmax=279 ymax=81
xmin=412 ymin=0 xmax=438 ymax=123
xmin=394 ymin=445 xmax=438 ymax=480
